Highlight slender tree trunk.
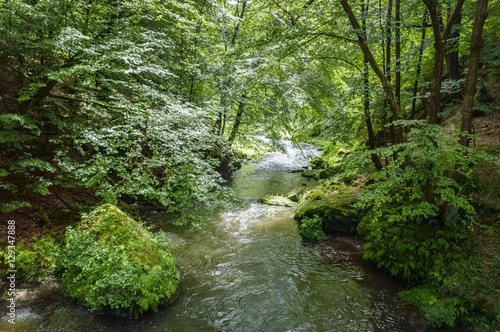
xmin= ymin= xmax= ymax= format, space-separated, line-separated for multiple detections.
xmin=215 ymin=111 xmax=223 ymax=134
xmin=395 ymin=0 xmax=401 ymax=108
xmin=229 ymin=93 xmax=247 ymax=143
xmin=361 ymin=1 xmax=381 ymax=169
xmin=379 ymin=0 xmax=385 ymax=77
xmin=340 ymin=0 xmax=401 ymax=125
xmin=386 ymin=0 xmax=392 ymax=85
xmin=422 ymin=0 xmax=465 ymax=124
xmin=215 ymin=91 xmax=227 ymax=134
xmin=445 ymin=9 xmax=462 ymax=82
xmin=215 ymin=0 xmax=249 ymax=136
xmin=221 ymin=112 xmax=227 ymax=136
xmin=410 ymin=10 xmax=428 ymax=119
xmin=460 ymin=0 xmax=489 ymax=147
xmin=386 ymin=0 xmax=396 ymax=144
xmin=425 ymin=2 xmax=445 ymax=124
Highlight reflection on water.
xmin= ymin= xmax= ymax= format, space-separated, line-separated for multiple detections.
xmin=1 ymin=140 xmax=436 ymax=332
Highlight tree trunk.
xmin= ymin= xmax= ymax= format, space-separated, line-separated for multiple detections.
xmin=422 ymin=0 xmax=465 ymax=124
xmin=386 ymin=0 xmax=397 ymax=144
xmin=395 ymin=0 xmax=401 ymax=108
xmin=216 ymin=0 xmax=249 ymax=135
xmin=361 ymin=1 xmax=382 ymax=169
xmin=460 ymin=0 xmax=489 ymax=147
xmin=386 ymin=0 xmax=392 ymax=85
xmin=410 ymin=10 xmax=428 ymax=119
xmin=445 ymin=10 xmax=462 ymax=81
xmin=340 ymin=0 xmax=400 ymax=124
xmin=228 ymin=93 xmax=247 ymax=143
xmin=221 ymin=112 xmax=227 ymax=136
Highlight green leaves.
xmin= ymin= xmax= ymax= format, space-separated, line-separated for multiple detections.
xmin=58 ymin=205 xmax=180 ymax=317
xmin=351 ymin=121 xmax=494 ymax=280
xmin=299 ymin=214 xmax=327 ymax=241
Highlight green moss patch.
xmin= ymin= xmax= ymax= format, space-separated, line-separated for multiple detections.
xmin=258 ymin=195 xmax=296 ymax=207
xmin=59 ymin=204 xmax=179 ymax=318
xmin=295 ymin=184 xmax=363 ymax=235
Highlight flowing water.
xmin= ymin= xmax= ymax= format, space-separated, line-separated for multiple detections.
xmin=1 ymin=140 xmax=443 ymax=332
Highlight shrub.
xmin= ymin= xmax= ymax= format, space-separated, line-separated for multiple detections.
xmin=1 ymin=236 xmax=57 ymax=282
xmin=347 ymin=121 xmax=497 ymax=280
xmin=58 ymin=204 xmax=179 ymax=317
xmin=299 ymin=214 xmax=327 ymax=241
xmin=399 ymin=285 xmax=466 ymax=328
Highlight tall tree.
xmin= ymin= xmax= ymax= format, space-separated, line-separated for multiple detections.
xmin=395 ymin=0 xmax=401 ymax=108
xmin=362 ymin=0 xmax=382 ymax=169
xmin=460 ymin=0 xmax=489 ymax=147
xmin=340 ymin=0 xmax=401 ymax=143
xmin=410 ymin=9 xmax=429 ymax=119
xmin=422 ymin=0 xmax=465 ymax=124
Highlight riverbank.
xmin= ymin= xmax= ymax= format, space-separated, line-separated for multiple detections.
xmin=292 ymin=117 xmax=500 ymax=331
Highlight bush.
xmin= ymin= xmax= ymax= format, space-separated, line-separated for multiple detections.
xmin=1 ymin=236 xmax=57 ymax=282
xmin=58 ymin=204 xmax=179 ymax=318
xmin=347 ymin=121 xmax=497 ymax=280
xmin=299 ymin=214 xmax=327 ymax=241
xmin=399 ymin=285 xmax=466 ymax=328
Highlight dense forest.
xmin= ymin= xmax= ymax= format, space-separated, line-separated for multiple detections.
xmin=1 ymin=0 xmax=500 ymax=331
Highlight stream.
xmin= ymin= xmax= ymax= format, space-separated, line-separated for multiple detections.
xmin=1 ymin=140 xmax=445 ymax=332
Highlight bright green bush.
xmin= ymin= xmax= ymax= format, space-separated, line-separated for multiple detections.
xmin=1 ymin=236 xmax=57 ymax=282
xmin=299 ymin=214 xmax=327 ymax=241
xmin=346 ymin=121 xmax=498 ymax=280
xmin=58 ymin=204 xmax=179 ymax=318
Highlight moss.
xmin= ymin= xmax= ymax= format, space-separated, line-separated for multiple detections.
xmin=295 ymin=184 xmax=363 ymax=234
xmin=301 ymin=169 xmax=316 ymax=179
xmin=1 ymin=236 xmax=58 ymax=282
xmin=287 ymin=186 xmax=307 ymax=203
xmin=59 ymin=204 xmax=179 ymax=318
xmin=310 ymin=157 xmax=325 ymax=169
xmin=258 ymin=195 xmax=296 ymax=207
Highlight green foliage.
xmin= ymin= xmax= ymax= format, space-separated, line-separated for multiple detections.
xmin=58 ymin=204 xmax=179 ymax=318
xmin=348 ymin=121 xmax=497 ymax=280
xmin=299 ymin=214 xmax=327 ymax=241
xmin=0 ymin=0 xmax=235 ymax=224
xmin=399 ymin=285 xmax=466 ymax=328
xmin=0 ymin=201 xmax=31 ymax=213
xmin=1 ymin=236 xmax=57 ymax=282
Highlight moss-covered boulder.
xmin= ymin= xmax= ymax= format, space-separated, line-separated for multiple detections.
xmin=301 ymin=169 xmax=316 ymax=179
xmin=310 ymin=157 xmax=325 ymax=169
xmin=258 ymin=195 xmax=296 ymax=207
xmin=287 ymin=186 xmax=307 ymax=203
xmin=301 ymin=169 xmax=328 ymax=180
xmin=295 ymin=184 xmax=363 ymax=235
xmin=59 ymin=204 xmax=179 ymax=318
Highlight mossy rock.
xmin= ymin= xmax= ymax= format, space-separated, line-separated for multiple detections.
xmin=310 ymin=157 xmax=325 ymax=169
xmin=295 ymin=185 xmax=363 ymax=234
xmin=326 ymin=165 xmax=342 ymax=177
xmin=301 ymin=169 xmax=328 ymax=180
xmin=258 ymin=195 xmax=296 ymax=207
xmin=287 ymin=187 xmax=307 ymax=203
xmin=59 ymin=204 xmax=179 ymax=318
xmin=301 ymin=169 xmax=316 ymax=179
